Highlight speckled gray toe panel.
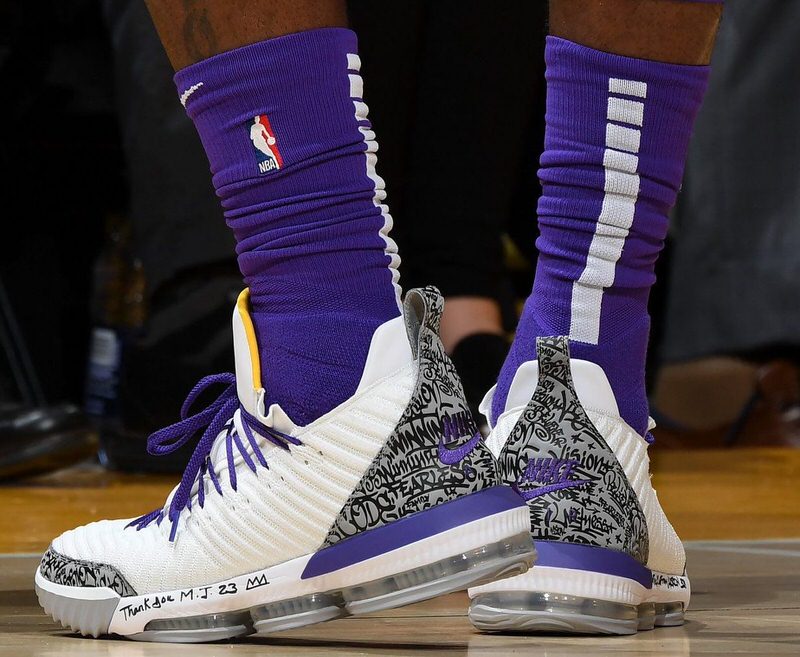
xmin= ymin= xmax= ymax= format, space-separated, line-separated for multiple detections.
xmin=497 ymin=337 xmax=649 ymax=564
xmin=39 ymin=547 xmax=137 ymax=597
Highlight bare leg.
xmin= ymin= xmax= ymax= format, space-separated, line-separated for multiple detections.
xmin=440 ymin=298 xmax=503 ymax=354
xmin=550 ymin=0 xmax=722 ymax=65
xmin=144 ymin=0 xmax=348 ymax=70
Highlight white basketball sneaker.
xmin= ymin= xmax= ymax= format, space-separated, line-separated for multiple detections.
xmin=35 ymin=287 xmax=535 ymax=642
xmin=468 ymin=337 xmax=689 ymax=635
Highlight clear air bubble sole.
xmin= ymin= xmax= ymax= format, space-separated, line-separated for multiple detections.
xmin=35 ymin=498 xmax=535 ymax=643
xmin=468 ymin=592 xmax=685 ymax=635
xmin=468 ymin=544 xmax=691 ymax=636
xmin=250 ymin=533 xmax=534 ymax=635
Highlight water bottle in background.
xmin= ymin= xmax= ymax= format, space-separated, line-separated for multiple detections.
xmin=84 ymin=215 xmax=133 ymax=436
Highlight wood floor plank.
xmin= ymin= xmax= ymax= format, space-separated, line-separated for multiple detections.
xmin=650 ymin=448 xmax=800 ymax=540
xmin=2 ymin=542 xmax=799 ymax=656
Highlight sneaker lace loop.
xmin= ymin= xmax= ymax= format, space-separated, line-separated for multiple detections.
xmin=125 ymin=372 xmax=300 ymax=541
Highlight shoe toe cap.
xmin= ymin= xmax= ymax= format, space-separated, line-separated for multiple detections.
xmin=39 ymin=520 xmax=138 ymax=596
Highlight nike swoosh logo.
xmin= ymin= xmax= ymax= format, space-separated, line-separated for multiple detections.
xmin=179 ymin=81 xmax=204 ymax=107
xmin=515 ymin=479 xmax=591 ymax=501
xmin=438 ymin=432 xmax=482 ymax=465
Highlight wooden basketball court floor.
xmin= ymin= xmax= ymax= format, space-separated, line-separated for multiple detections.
xmin=1 ymin=448 xmax=798 ymax=656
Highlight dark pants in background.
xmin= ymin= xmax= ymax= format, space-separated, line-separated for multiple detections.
xmin=662 ymin=0 xmax=800 ymax=363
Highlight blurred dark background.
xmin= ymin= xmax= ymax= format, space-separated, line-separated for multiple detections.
xmin=1 ymin=0 xmax=798 ymax=478
xmin=1 ymin=1 xmax=123 ymax=404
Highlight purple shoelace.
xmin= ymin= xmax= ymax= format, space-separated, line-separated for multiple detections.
xmin=126 ymin=372 xmax=300 ymax=541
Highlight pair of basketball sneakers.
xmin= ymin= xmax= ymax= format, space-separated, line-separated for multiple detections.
xmin=35 ymin=286 xmax=689 ymax=641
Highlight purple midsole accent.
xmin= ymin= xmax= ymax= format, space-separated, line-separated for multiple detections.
xmin=301 ymin=486 xmax=526 ymax=580
xmin=534 ymin=540 xmax=652 ymax=589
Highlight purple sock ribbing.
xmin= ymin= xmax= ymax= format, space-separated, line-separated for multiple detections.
xmin=175 ymin=28 xmax=401 ymax=426
xmin=492 ymin=37 xmax=710 ymax=434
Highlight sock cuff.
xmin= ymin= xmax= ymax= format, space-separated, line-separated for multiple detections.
xmin=173 ymin=28 xmax=364 ymax=191
xmin=545 ymin=35 xmax=711 ymax=93
xmin=174 ymin=27 xmax=358 ymax=108
xmin=542 ymin=35 xmax=711 ymax=194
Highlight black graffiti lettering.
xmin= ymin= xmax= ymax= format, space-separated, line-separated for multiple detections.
xmin=246 ymin=574 xmax=269 ymax=590
xmin=320 ymin=290 xmax=497 ymax=547
xmin=118 ymin=597 xmax=151 ymax=620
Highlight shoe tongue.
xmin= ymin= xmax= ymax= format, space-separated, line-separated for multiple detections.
xmin=232 ymin=289 xmax=264 ymax=418
xmin=206 ymin=402 xmax=298 ymax=475
xmin=227 ymin=290 xmax=296 ymax=453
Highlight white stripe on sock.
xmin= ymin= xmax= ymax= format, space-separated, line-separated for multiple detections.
xmin=353 ymin=100 xmax=369 ymax=122
xmin=569 ymin=78 xmax=647 ymax=345
xmin=347 ymin=53 xmax=402 ymax=311
xmin=347 ymin=53 xmax=361 ymax=72
xmin=179 ymin=82 xmax=204 ymax=107
xmin=349 ymin=74 xmax=364 ymax=99
xmin=603 ymin=149 xmax=639 ymax=174
xmin=606 ymin=123 xmax=641 ymax=153
xmin=604 ymin=169 xmax=640 ymax=198
xmin=609 ymin=77 xmax=647 ymax=98
xmin=607 ymin=97 xmax=644 ymax=127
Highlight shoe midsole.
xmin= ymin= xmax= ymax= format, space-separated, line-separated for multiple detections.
xmin=469 ymin=541 xmax=690 ymax=609
xmin=38 ymin=488 xmax=531 ymax=636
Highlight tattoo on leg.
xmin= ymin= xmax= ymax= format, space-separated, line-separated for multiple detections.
xmin=182 ymin=0 xmax=218 ymax=63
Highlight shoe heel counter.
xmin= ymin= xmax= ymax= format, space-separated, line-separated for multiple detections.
xmin=499 ymin=337 xmax=649 ymax=564
xmin=323 ymin=287 xmax=498 ymax=545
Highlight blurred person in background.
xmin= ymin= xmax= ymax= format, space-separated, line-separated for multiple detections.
xmin=0 ymin=1 xmax=117 ymax=477
xmin=652 ymin=0 xmax=800 ymax=448
xmin=351 ymin=1 xmax=547 ymax=422
xmin=99 ymin=0 xmax=241 ymax=470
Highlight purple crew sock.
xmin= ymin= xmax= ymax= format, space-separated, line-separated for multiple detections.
xmin=493 ymin=37 xmax=710 ymax=435
xmin=175 ymin=28 xmax=401 ymax=426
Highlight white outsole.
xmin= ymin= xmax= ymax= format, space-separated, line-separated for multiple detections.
xmin=468 ymin=564 xmax=690 ymax=635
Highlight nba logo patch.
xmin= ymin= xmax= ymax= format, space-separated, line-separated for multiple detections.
xmin=250 ymin=115 xmax=283 ymax=174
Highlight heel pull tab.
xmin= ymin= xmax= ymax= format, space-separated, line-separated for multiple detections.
xmin=403 ymin=286 xmax=444 ymax=360
xmin=535 ymin=337 xmax=578 ymax=396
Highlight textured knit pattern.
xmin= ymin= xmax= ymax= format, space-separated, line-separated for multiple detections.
xmin=175 ymin=28 xmax=401 ymax=426
xmin=324 ymin=287 xmax=498 ymax=544
xmin=49 ymin=364 xmax=415 ymax=594
xmin=496 ymin=337 xmax=649 ymax=564
xmin=493 ymin=37 xmax=710 ymax=434
xmin=588 ymin=412 xmax=685 ymax=575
